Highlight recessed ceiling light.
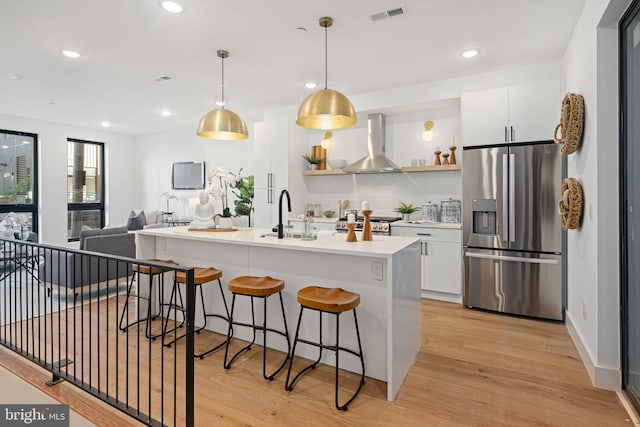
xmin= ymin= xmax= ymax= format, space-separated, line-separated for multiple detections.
xmin=9 ymin=74 xmax=24 ymax=80
xmin=304 ymin=82 xmax=317 ymax=89
xmin=460 ymin=49 xmax=479 ymax=59
xmin=101 ymin=121 xmax=111 ymax=128
xmin=161 ymin=110 xmax=172 ymax=117
xmin=215 ymin=101 xmax=226 ymax=107
xmin=61 ymin=50 xmax=82 ymax=59
xmin=160 ymin=1 xmax=184 ymax=13
xmin=1 ymin=146 xmax=8 ymax=149
xmin=21 ymin=141 xmax=30 ymax=145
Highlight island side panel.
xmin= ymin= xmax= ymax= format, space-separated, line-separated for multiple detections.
xmin=388 ymin=241 xmax=421 ymax=401
xmin=247 ymin=245 xmax=389 ymax=383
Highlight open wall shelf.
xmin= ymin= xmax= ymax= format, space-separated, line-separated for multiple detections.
xmin=303 ymin=164 xmax=461 ymax=176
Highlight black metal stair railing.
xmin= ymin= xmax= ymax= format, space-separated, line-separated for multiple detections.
xmin=0 ymin=237 xmax=195 ymax=427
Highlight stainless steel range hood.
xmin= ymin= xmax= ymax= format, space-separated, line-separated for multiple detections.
xmin=343 ymin=113 xmax=401 ymax=173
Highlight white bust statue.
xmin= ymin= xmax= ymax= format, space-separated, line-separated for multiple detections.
xmin=189 ymin=191 xmax=215 ymax=229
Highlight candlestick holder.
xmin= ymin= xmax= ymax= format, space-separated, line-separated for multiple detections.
xmin=346 ymin=223 xmax=358 ymax=242
xmin=449 ymin=146 xmax=457 ymax=165
xmin=442 ymin=153 xmax=450 ymax=165
xmin=362 ymin=210 xmax=373 ymax=241
xmin=434 ymin=150 xmax=442 ymax=166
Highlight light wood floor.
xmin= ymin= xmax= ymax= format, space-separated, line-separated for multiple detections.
xmin=0 ymin=297 xmax=632 ymax=426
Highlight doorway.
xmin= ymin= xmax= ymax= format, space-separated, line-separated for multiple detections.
xmin=621 ymin=0 xmax=640 ymax=411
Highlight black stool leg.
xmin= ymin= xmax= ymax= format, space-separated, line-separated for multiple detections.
xmin=118 ymin=271 xmax=137 ymax=332
xmin=162 ymin=280 xmax=185 ymax=347
xmin=223 ymin=293 xmax=236 ymax=368
xmin=224 ymin=294 xmax=258 ymax=369
xmin=195 ymin=279 xmax=233 ymax=359
xmin=262 ymin=291 xmax=290 ymax=381
xmin=335 ymin=308 xmax=366 ymax=411
xmin=285 ymin=308 xmax=324 ymax=391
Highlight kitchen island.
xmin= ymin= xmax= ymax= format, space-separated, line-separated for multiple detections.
xmin=136 ymin=227 xmax=421 ymax=401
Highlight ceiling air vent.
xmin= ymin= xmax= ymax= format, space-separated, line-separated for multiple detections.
xmin=370 ymin=5 xmax=405 ymax=21
xmin=153 ymin=75 xmax=172 ymax=82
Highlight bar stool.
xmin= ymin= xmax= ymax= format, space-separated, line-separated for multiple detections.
xmin=285 ymin=286 xmax=365 ymax=411
xmin=223 ymin=275 xmax=290 ymax=381
xmin=119 ymin=259 xmax=177 ymax=340
xmin=162 ymin=267 xmax=232 ymax=359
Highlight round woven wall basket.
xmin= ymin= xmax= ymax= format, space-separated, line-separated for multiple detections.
xmin=557 ymin=177 xmax=583 ymax=230
xmin=553 ymin=92 xmax=584 ymax=155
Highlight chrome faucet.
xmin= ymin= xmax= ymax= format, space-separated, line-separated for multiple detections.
xmin=277 ymin=189 xmax=291 ymax=239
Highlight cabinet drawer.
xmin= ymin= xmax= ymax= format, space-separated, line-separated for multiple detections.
xmin=391 ymin=226 xmax=461 ymax=243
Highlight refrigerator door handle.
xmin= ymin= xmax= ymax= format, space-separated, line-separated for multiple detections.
xmin=509 ymin=153 xmax=516 ymax=242
xmin=502 ymin=154 xmax=509 ymax=242
xmin=465 ymin=252 xmax=559 ymax=265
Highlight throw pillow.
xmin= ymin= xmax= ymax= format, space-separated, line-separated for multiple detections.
xmin=127 ymin=210 xmax=146 ymax=231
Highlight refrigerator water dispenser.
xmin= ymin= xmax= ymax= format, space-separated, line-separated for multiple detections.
xmin=472 ymin=199 xmax=496 ymax=235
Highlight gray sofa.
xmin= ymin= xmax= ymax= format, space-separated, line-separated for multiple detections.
xmin=39 ymin=226 xmax=135 ymax=301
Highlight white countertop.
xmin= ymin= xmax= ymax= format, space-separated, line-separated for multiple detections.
xmin=391 ymin=221 xmax=462 ymax=230
xmin=290 ymin=217 xmax=337 ymax=224
xmin=137 ymin=226 xmax=418 ymax=257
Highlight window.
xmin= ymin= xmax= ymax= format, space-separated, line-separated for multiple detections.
xmin=0 ymin=129 xmax=38 ymax=234
xmin=67 ymin=139 xmax=104 ymax=241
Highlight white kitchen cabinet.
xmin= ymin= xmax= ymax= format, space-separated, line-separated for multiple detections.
xmin=253 ymin=120 xmax=307 ymax=229
xmin=391 ymin=225 xmax=462 ymax=303
xmin=461 ymin=81 xmax=560 ymax=147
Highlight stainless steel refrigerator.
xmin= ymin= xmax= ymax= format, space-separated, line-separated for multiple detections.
xmin=462 ymin=141 xmax=565 ymax=320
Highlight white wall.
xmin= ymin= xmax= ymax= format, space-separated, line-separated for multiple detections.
xmin=0 ymin=114 xmax=136 ymax=245
xmin=303 ymin=104 xmax=462 ymax=217
xmin=134 ymin=124 xmax=258 ymax=219
xmin=561 ymin=0 xmax=631 ymax=390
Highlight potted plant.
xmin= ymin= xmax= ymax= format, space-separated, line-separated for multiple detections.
xmin=394 ymin=202 xmax=420 ymax=221
xmin=302 ymin=153 xmax=322 ymax=170
xmin=231 ymin=171 xmax=254 ymax=227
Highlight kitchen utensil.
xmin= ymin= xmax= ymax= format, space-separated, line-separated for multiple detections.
xmin=440 ymin=198 xmax=461 ymax=223
xmin=328 ymin=159 xmax=347 ymax=169
xmin=422 ymin=202 xmax=439 ymax=222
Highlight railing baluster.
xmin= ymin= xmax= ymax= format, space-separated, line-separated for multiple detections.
xmin=0 ymin=239 xmax=194 ymax=427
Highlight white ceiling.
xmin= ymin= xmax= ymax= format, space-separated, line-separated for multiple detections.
xmin=0 ymin=0 xmax=586 ymax=136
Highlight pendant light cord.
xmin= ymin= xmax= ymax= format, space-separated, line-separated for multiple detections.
xmin=220 ymin=56 xmax=225 ymax=107
xmin=324 ymin=24 xmax=328 ymax=90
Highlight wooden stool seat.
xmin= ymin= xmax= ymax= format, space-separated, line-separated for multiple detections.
xmin=224 ymin=275 xmax=290 ymax=380
xmin=174 ymin=267 xmax=222 ymax=285
xmin=297 ymin=286 xmax=360 ymax=313
xmin=286 ymin=285 xmax=365 ymax=411
xmin=132 ymin=259 xmax=177 ymax=275
xmin=228 ymin=275 xmax=284 ymax=297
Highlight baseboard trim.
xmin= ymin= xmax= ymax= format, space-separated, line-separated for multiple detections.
xmin=617 ymin=391 xmax=640 ymax=426
xmin=565 ymin=310 xmax=621 ymax=390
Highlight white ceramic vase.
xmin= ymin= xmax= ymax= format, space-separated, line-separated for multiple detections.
xmin=218 ymin=217 xmax=233 ymax=230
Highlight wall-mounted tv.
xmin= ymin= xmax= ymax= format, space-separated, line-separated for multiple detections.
xmin=171 ymin=161 xmax=206 ymax=190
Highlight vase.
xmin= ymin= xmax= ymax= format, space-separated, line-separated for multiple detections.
xmin=233 ymin=216 xmax=249 ymax=229
xmin=218 ymin=217 xmax=233 ymax=229
xmin=401 ymin=213 xmax=411 ymax=221
xmin=309 ymin=164 xmax=318 ymax=171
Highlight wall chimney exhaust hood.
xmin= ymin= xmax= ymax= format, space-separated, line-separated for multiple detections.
xmin=343 ymin=113 xmax=401 ymax=173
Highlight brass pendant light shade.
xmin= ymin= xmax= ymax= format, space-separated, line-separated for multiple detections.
xmin=196 ymin=108 xmax=249 ymax=140
xmin=297 ymin=89 xmax=356 ymax=130
xmin=296 ymin=17 xmax=356 ymax=130
xmin=197 ymin=49 xmax=249 ymax=140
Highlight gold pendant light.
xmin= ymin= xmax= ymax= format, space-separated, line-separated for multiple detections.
xmin=296 ymin=17 xmax=356 ymax=130
xmin=197 ymin=50 xmax=248 ymax=140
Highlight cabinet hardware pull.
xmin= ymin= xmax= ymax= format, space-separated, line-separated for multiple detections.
xmin=424 ymin=241 xmax=428 ymax=255
xmin=504 ymin=126 xmax=508 ymax=142
xmin=417 ymin=233 xmax=432 ymax=236
xmin=510 ymin=126 xmax=514 ymax=142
